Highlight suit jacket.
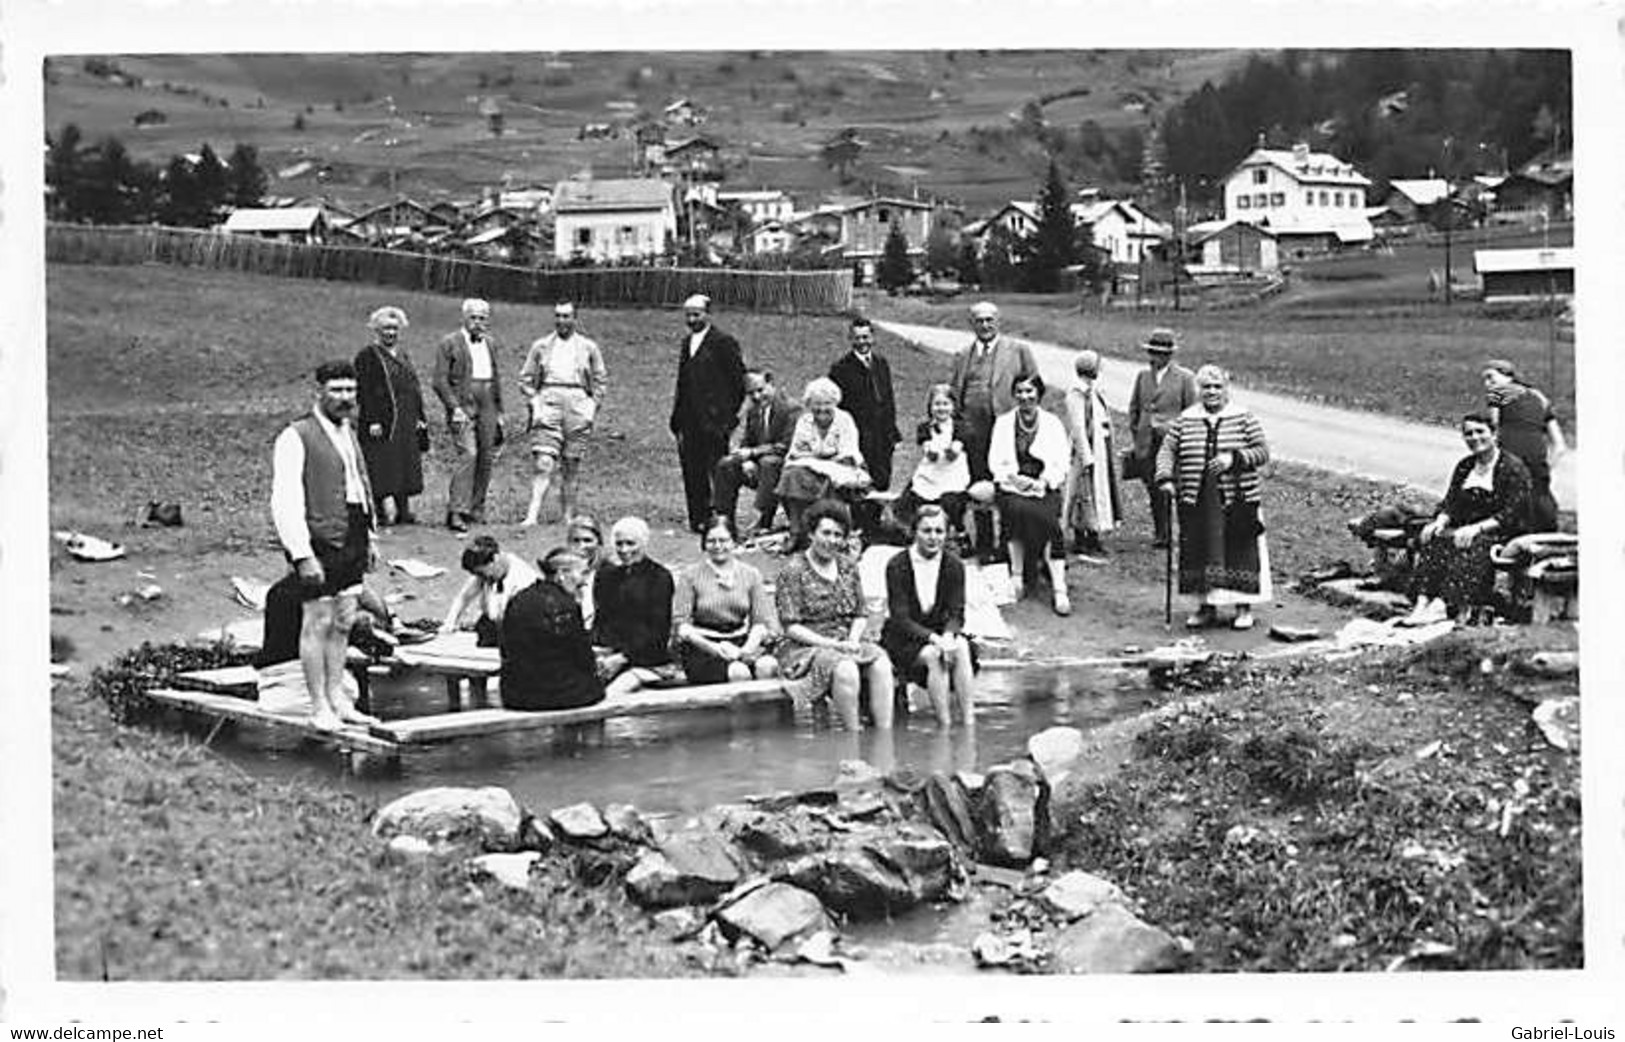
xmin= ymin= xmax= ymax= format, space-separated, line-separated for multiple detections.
xmin=433 ymin=329 xmax=507 ymax=421
xmin=1127 ymin=362 xmax=1196 ymax=458
xmin=948 ymin=336 xmax=1039 ymax=425
xmin=828 ymin=350 xmax=901 ymax=448
xmin=738 ymin=391 xmax=800 ymax=460
xmin=670 ymin=324 xmax=746 ymax=438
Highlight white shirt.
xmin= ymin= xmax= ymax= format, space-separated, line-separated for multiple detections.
xmin=909 ymin=547 xmax=942 ymax=616
xmin=688 ymin=327 xmax=707 ymax=358
xmin=270 ymin=405 xmax=369 ymax=562
xmin=465 ymin=329 xmax=494 ymax=380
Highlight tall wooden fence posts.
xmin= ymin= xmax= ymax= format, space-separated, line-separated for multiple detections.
xmin=46 ymin=224 xmax=855 ymax=315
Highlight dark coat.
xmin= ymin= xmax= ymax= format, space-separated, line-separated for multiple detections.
xmin=881 ymin=549 xmax=967 ymax=673
xmin=669 ymin=325 xmax=746 ymax=439
xmin=738 ymin=390 xmax=801 ymax=461
xmin=828 ymin=350 xmax=901 ymax=449
xmin=354 ymin=342 xmax=426 ymax=498
xmin=591 ymin=557 xmax=676 ymax=666
xmin=500 ymin=580 xmax=605 ymax=711
xmin=1127 ymin=362 xmax=1197 ymax=459
xmin=432 ymin=329 xmax=507 ymax=422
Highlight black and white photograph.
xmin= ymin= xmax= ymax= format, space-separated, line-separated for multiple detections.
xmin=1 ymin=0 xmax=1621 ymax=1029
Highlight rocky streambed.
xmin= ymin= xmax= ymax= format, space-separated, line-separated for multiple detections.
xmin=371 ymin=727 xmax=1185 ymax=976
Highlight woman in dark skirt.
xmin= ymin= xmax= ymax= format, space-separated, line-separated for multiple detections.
xmin=989 ymin=373 xmax=1073 ymax=615
xmin=673 ymin=517 xmax=780 ymax=684
xmin=1154 ymin=364 xmax=1272 ymax=631
xmin=882 ymin=505 xmax=978 ymax=728
xmin=354 ymin=305 xmax=428 ymax=525
xmin=1401 ymin=412 xmax=1532 ymax=626
xmin=499 ymin=547 xmax=605 ymax=711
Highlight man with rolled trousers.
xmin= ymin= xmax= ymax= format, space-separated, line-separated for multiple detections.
xmin=670 ymin=294 xmax=747 ymax=533
xmin=269 ymin=360 xmax=379 ymax=731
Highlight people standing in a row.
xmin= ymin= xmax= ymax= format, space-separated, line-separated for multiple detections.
xmin=712 ymin=369 xmax=799 ymax=538
xmin=434 ymin=298 xmax=507 ymax=532
xmin=518 ymin=302 xmax=607 ymax=527
xmin=1127 ymin=328 xmax=1197 ymax=550
xmin=670 ymin=294 xmax=747 ymax=533
xmin=1482 ymin=359 xmax=1565 ymax=533
xmin=949 ymin=302 xmax=1037 ymax=561
xmin=354 ymin=306 xmax=427 ymax=527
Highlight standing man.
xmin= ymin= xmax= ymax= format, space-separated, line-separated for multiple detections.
xmin=712 ymin=368 xmax=799 ymax=537
xmin=434 ymin=298 xmax=506 ymax=532
xmin=948 ymin=301 xmax=1037 ymax=560
xmin=669 ymin=293 xmax=746 ymax=533
xmin=269 ymin=360 xmax=378 ymax=732
xmin=518 ymin=302 xmax=607 ymax=527
xmin=828 ymin=315 xmax=901 ymax=492
xmin=1483 ymin=358 xmax=1566 ymax=532
xmin=1126 ymin=327 xmax=1197 ymax=549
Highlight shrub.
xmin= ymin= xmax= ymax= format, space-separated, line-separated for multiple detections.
xmin=87 ymin=641 xmax=254 ymax=724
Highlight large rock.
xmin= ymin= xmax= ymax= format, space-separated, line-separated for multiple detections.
xmin=1048 ymin=903 xmax=1183 ymax=974
xmin=733 ymin=807 xmax=830 ymax=862
xmin=863 ymin=824 xmax=956 ymax=903
xmin=1027 ymin=726 xmax=1086 ymax=788
xmin=549 ymin=802 xmax=609 ymax=842
xmin=975 ymin=762 xmax=1048 ymax=867
xmin=602 ymin=803 xmax=654 ymax=846
xmin=714 ymin=882 xmax=833 ymax=951
xmin=470 ymin=851 xmax=541 ymax=890
xmin=779 ymin=826 xmax=955 ymax=919
xmin=624 ymin=827 xmax=744 ymax=909
xmin=372 ymin=786 xmax=523 ymax=852
xmin=919 ymin=772 xmax=978 ymax=853
xmin=834 ymin=759 xmax=885 ymax=789
xmin=1038 ymin=870 xmax=1126 ymax=922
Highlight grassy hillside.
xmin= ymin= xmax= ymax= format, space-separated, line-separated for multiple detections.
xmin=44 ymin=50 xmax=1253 ymax=214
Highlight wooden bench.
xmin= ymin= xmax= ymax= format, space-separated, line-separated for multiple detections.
xmin=1491 ymin=534 xmax=1579 ymax=624
xmin=1347 ymin=519 xmax=1425 ymax=591
xmin=370 ymin=678 xmax=793 ymax=745
xmin=190 ymin=622 xmax=383 ymax=710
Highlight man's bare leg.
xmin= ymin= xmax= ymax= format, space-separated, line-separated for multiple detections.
xmin=559 ymin=457 xmax=581 ymax=522
xmin=328 ymin=593 xmax=378 ymax=725
xmin=299 ymin=598 xmax=341 ymax=730
xmin=522 ymin=453 xmax=556 ymax=527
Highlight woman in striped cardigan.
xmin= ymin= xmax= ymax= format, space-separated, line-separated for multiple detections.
xmin=1154 ymin=365 xmax=1272 ymax=630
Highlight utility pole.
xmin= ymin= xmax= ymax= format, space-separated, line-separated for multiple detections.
xmin=1172 ymin=181 xmax=1186 ymax=312
xmin=1442 ymin=203 xmax=1453 ymax=306
xmin=1543 ymin=206 xmax=1557 ymax=392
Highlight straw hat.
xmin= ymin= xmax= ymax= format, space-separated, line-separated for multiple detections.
xmin=1142 ymin=328 xmax=1179 ymax=353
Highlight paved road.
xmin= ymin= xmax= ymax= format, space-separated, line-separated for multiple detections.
xmin=878 ymin=320 xmax=1576 ymax=508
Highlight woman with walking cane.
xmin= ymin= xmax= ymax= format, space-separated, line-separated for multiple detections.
xmin=1154 ymin=365 xmax=1272 ymax=631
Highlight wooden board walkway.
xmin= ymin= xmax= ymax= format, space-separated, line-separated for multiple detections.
xmin=144 ymin=687 xmax=400 ymax=757
xmin=372 ymin=678 xmax=793 ymax=745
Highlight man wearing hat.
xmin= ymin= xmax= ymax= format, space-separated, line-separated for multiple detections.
xmin=670 ymin=294 xmax=746 ymax=532
xmin=1127 ymin=327 xmax=1196 ymax=548
xmin=1483 ymin=359 xmax=1565 ymax=531
xmin=950 ymin=301 xmax=1037 ymax=560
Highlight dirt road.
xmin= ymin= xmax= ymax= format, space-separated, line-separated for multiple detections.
xmin=879 ymin=320 xmax=1577 ymax=508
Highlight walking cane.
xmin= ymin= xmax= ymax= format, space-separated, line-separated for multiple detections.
xmin=1162 ymin=485 xmax=1174 ymax=629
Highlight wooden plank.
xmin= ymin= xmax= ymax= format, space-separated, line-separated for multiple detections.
xmin=145 ymin=688 xmax=400 ymax=756
xmin=374 ymin=678 xmax=791 ymax=744
xmin=394 ymin=633 xmax=502 ymax=677
xmin=174 ymin=665 xmax=258 ymax=695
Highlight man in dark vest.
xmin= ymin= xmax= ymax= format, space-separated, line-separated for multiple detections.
xmin=270 ymin=360 xmax=378 ymax=731
xmin=828 ymin=315 xmax=901 ymax=493
xmin=669 ymin=294 xmax=746 ymax=532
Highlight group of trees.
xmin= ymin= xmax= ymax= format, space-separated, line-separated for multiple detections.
xmin=46 ymin=124 xmax=268 ymax=226
xmin=1161 ymin=50 xmax=1572 ymax=206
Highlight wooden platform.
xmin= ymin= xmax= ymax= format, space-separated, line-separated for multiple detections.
xmin=145 ymin=687 xmax=401 ymax=756
xmin=372 ymin=678 xmax=793 ymax=744
xmin=174 ymin=665 xmax=258 ymax=695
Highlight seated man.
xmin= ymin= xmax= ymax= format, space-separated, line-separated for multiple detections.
xmin=712 ymin=368 xmax=799 ymax=537
xmin=591 ymin=516 xmax=678 ymax=697
xmin=254 ymin=573 xmax=388 ymax=723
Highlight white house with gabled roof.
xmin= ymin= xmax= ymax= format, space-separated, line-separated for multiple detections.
xmin=1224 ymin=143 xmax=1372 ymax=243
xmin=552 ymin=178 xmax=676 ymax=262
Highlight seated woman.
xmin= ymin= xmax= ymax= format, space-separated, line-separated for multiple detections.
xmin=775 ymin=377 xmax=870 ymax=547
xmin=591 ymin=516 xmax=677 ymax=697
xmin=989 ymin=373 xmax=1073 ymax=616
xmin=673 ymin=517 xmax=780 ymax=684
xmin=565 ymin=514 xmax=605 ymax=629
xmin=774 ymin=499 xmax=895 ymax=730
xmin=896 ymin=383 xmax=971 ymax=543
xmin=440 ymin=535 xmax=541 ymax=645
xmin=882 ymin=505 xmax=978 ymax=728
xmin=254 ymin=572 xmax=387 ymax=724
xmin=1401 ymin=412 xmax=1533 ymax=626
xmin=500 ymin=547 xmax=605 ymax=711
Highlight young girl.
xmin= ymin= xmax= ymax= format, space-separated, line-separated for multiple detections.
xmin=897 ymin=384 xmax=971 ymax=545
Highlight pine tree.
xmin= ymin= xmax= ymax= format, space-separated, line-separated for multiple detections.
xmin=226 ymin=143 xmax=268 ymax=208
xmin=1020 ymin=159 xmax=1076 ymax=293
xmin=160 ymin=154 xmax=204 ymax=226
xmin=924 ymin=221 xmax=957 ymax=276
xmin=194 ymin=143 xmax=229 ymax=224
xmin=45 ymin=123 xmax=85 ymax=221
xmin=955 ymin=238 xmax=981 ymax=287
xmin=877 ymin=220 xmax=914 ymax=293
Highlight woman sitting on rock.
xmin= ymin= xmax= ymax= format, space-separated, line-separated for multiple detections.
xmin=500 ymin=547 xmax=605 ymax=711
xmin=775 ymin=377 xmax=870 ymax=548
xmin=591 ymin=516 xmax=677 ymax=697
xmin=774 ymin=499 xmax=894 ymax=730
xmin=1401 ymin=412 xmax=1532 ymax=626
xmin=673 ymin=517 xmax=780 ymax=684
xmin=882 ymin=505 xmax=978 ymax=728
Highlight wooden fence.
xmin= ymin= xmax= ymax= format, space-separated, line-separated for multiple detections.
xmin=46 ymin=224 xmax=854 ymax=315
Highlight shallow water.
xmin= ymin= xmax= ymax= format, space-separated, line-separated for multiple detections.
xmin=222 ymin=665 xmax=1159 ymax=816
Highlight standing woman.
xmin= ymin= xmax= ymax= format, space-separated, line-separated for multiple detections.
xmin=500 ymin=547 xmax=605 ymax=711
xmin=673 ymin=518 xmax=780 ymax=684
xmin=882 ymin=505 xmax=977 ymax=728
xmin=1062 ymin=349 xmax=1122 ymax=559
xmin=354 ymin=306 xmax=428 ymax=525
xmin=989 ymin=373 xmax=1073 ymax=616
xmin=774 ymin=500 xmax=895 ymax=730
xmin=1154 ymin=365 xmax=1272 ymax=631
